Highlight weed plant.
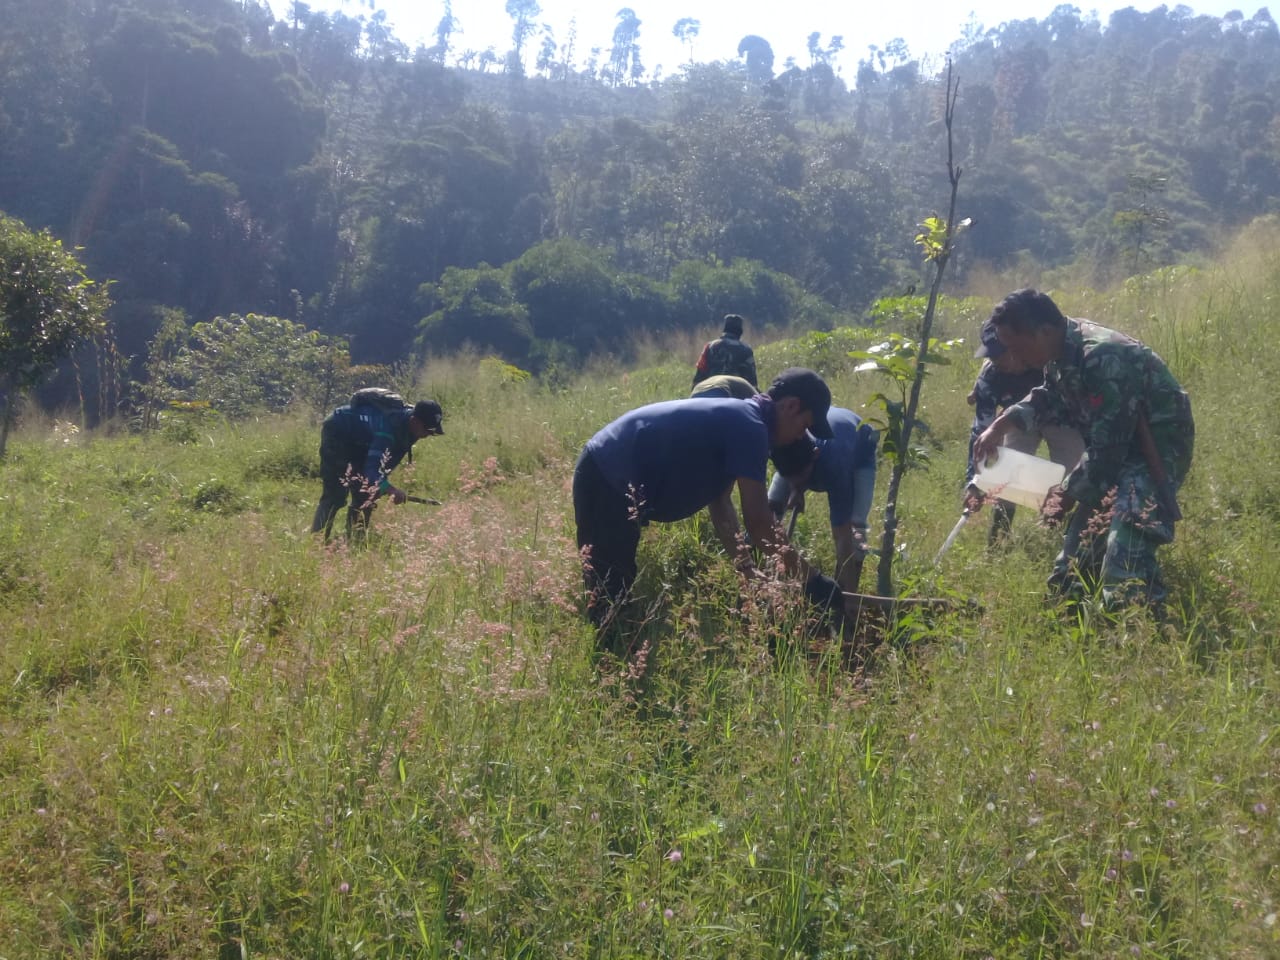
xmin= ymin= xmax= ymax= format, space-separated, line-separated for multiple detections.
xmin=1 ymin=257 xmax=1278 ymax=958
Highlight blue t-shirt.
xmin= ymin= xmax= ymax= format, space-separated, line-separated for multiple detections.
xmin=585 ymin=397 xmax=771 ymax=522
xmin=807 ymin=407 xmax=879 ymax=526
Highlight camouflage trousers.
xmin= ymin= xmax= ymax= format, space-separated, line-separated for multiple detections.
xmin=1048 ymin=453 xmax=1190 ymax=608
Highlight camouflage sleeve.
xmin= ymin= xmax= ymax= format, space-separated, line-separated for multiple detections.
xmin=1004 ymin=378 xmax=1071 ymax=438
xmin=1060 ymin=343 xmax=1143 ymax=506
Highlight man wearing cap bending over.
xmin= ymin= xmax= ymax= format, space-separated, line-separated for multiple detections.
xmin=964 ymin=315 xmax=1085 ymax=545
xmin=971 ymin=289 xmax=1193 ymax=607
xmin=692 ymin=314 xmax=758 ymax=390
xmin=312 ymin=393 xmax=445 ymax=541
xmin=768 ymin=407 xmax=880 ymax=593
xmin=573 ymin=367 xmax=832 ymax=628
xmin=690 ymin=373 xmax=757 ymax=400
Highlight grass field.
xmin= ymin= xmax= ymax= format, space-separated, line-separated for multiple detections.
xmin=1 ymin=242 xmax=1279 ymax=957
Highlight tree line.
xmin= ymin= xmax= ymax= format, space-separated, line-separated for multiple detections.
xmin=1 ymin=0 xmax=1278 ymax=418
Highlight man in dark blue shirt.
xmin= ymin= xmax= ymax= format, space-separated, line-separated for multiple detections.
xmin=574 ymin=367 xmax=833 ymax=627
xmin=768 ymin=407 xmax=879 ymax=593
xmin=311 ymin=394 xmax=444 ymax=541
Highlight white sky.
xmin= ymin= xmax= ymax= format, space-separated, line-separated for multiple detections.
xmin=321 ymin=1 xmax=1254 ymax=75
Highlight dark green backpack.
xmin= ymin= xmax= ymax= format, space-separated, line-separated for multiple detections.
xmin=350 ymin=387 xmax=405 ymax=412
xmin=348 ymin=387 xmax=415 ymax=462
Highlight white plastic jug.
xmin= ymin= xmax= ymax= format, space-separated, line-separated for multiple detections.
xmin=973 ymin=446 xmax=1066 ymax=510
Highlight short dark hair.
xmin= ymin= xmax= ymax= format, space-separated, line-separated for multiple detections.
xmin=988 ymin=289 xmax=1067 ymax=335
xmin=722 ymin=313 xmax=745 ymax=336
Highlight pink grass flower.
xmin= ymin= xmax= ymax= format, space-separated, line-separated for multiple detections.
xmin=665 ymin=848 xmax=683 ymax=863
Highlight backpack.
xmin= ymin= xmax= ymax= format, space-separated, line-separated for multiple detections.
xmin=705 ymin=337 xmax=756 ymax=383
xmin=350 ymin=387 xmax=406 ymax=412
xmin=347 ymin=387 xmax=416 ymax=463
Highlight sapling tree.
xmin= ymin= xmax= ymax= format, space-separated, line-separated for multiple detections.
xmin=0 ymin=213 xmax=111 ymax=457
xmin=852 ymin=63 xmax=967 ymax=596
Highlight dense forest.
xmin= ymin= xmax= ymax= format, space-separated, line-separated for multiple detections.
xmin=2 ymin=0 xmax=1279 ymax=412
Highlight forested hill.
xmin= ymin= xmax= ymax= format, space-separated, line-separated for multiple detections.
xmin=3 ymin=0 xmax=1278 ymax=392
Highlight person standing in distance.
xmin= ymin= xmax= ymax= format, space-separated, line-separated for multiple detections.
xmin=692 ymin=313 xmax=758 ymax=390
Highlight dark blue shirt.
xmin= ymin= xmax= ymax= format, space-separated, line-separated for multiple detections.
xmin=585 ymin=397 xmax=772 ymax=522
xmin=806 ymin=407 xmax=879 ymax=526
xmin=966 ymin=363 xmax=1045 ymax=484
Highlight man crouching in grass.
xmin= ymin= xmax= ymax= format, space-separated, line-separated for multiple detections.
xmin=572 ymin=367 xmax=843 ymax=634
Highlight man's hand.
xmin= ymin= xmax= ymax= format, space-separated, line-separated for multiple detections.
xmin=388 ymin=486 xmax=408 ymax=505
xmin=972 ymin=413 xmax=1013 ymax=464
xmin=963 ymin=484 xmax=985 ymax=514
xmin=1040 ymin=485 xmax=1074 ymax=527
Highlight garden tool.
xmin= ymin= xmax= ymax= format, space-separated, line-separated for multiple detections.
xmin=933 ymin=507 xmax=971 ymax=565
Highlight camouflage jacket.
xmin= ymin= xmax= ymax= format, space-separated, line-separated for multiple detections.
xmin=692 ymin=334 xmax=758 ymax=389
xmin=1004 ymin=319 xmax=1193 ymax=510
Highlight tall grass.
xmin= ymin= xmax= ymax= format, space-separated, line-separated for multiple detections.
xmin=1 ymin=248 xmax=1278 ymax=958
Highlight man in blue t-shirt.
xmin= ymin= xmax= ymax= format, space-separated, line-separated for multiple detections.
xmin=767 ymin=407 xmax=879 ymax=594
xmin=573 ymin=367 xmax=833 ymax=627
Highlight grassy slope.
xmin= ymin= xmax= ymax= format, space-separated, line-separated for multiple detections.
xmin=1 ymin=241 xmax=1279 ymax=958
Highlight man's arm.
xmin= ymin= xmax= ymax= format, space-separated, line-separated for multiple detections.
xmin=707 ymin=486 xmax=749 ymax=566
xmin=738 ymin=477 xmax=812 ymax=581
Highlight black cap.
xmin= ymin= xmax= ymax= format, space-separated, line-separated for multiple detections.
xmin=974 ymin=317 xmax=1006 ymax=359
xmin=771 ymin=434 xmax=819 ymax=477
xmin=768 ymin=367 xmax=834 ymax=438
xmin=411 ymin=399 xmax=444 ymax=434
xmin=723 ymin=313 xmax=745 ymax=336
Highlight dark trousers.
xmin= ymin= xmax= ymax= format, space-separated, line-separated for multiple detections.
xmin=572 ymin=447 xmax=641 ymax=627
xmin=311 ymin=428 xmax=374 ymax=540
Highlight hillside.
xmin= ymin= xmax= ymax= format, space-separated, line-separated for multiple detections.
xmin=1 ymin=237 xmax=1278 ymax=956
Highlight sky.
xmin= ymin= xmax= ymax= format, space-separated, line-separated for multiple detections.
xmin=319 ymin=0 xmax=1253 ymax=75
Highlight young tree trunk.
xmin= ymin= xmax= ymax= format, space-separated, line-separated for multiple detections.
xmin=876 ymin=64 xmax=964 ymax=597
xmin=0 ymin=380 xmax=17 ymax=459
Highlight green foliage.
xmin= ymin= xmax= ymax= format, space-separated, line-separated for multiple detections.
xmin=155 ymin=313 xmax=348 ymax=418
xmin=849 ymin=330 xmax=962 ymax=467
xmin=419 ymin=264 xmax=533 ymax=360
xmin=0 ymin=213 xmax=110 ymax=452
xmin=189 ymin=476 xmax=248 ymax=514
xmin=914 ymin=215 xmax=948 ymax=261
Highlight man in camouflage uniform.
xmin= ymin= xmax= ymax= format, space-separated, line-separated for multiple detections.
xmin=972 ymin=289 xmax=1193 ymax=607
xmin=692 ymin=314 xmax=758 ymax=390
xmin=966 ymin=316 xmax=1085 ymax=545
